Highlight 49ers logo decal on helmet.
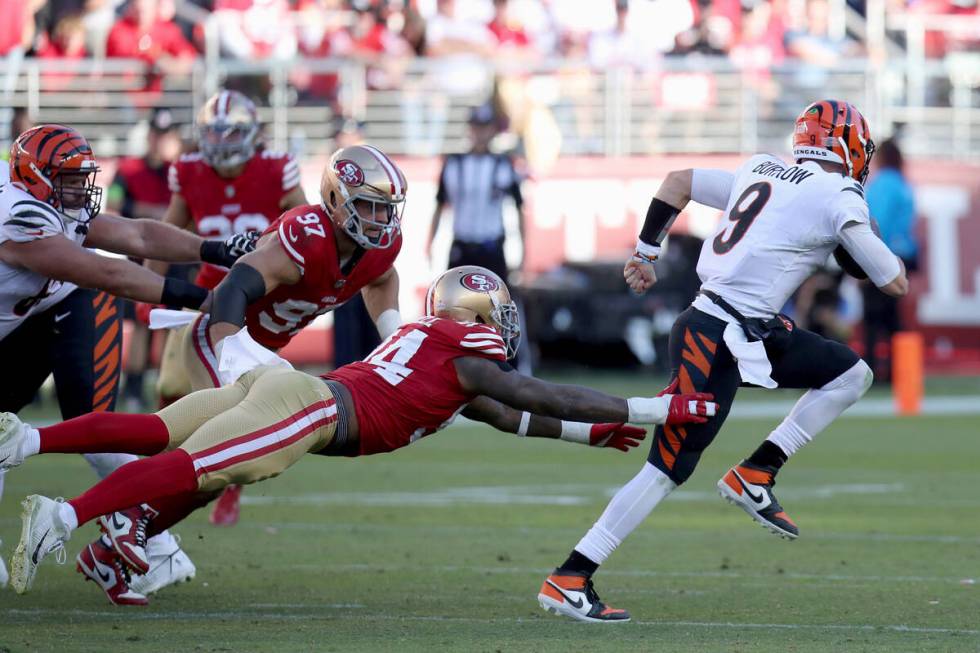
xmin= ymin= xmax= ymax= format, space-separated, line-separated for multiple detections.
xmin=460 ymin=273 xmax=500 ymax=292
xmin=336 ymin=159 xmax=364 ymax=187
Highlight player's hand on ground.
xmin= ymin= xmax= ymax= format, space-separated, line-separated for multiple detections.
xmin=588 ymin=423 xmax=647 ymax=452
xmin=665 ymin=393 xmax=717 ymax=424
xmin=624 ymin=258 xmax=657 ymax=294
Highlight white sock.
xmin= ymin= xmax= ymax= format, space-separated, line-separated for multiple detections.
xmin=58 ymin=501 xmax=79 ymax=532
xmin=83 ymin=453 xmax=139 ymax=479
xmin=767 ymin=360 xmax=873 ymax=458
xmin=574 ymin=462 xmax=677 ymax=565
xmin=20 ymin=427 xmax=40 ymax=459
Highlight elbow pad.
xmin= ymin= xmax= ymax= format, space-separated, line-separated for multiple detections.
xmin=210 ymin=264 xmax=267 ymax=327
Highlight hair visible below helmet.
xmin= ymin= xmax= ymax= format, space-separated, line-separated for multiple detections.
xmin=424 ymin=266 xmax=521 ymax=359
xmin=196 ymin=89 xmax=260 ymax=170
xmin=9 ymin=124 xmax=102 ymax=222
xmin=793 ymin=100 xmax=876 ymax=185
xmin=320 ymin=144 xmax=407 ymax=250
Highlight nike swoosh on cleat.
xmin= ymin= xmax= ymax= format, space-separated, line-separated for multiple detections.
xmin=733 ymin=471 xmax=766 ymax=504
xmin=111 ymin=513 xmax=128 ymax=532
xmin=95 ymin=560 xmax=113 ymax=584
xmin=546 ymin=580 xmax=586 ymax=610
xmin=32 ymin=529 xmax=50 ymax=565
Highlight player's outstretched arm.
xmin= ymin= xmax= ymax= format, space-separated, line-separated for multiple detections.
xmin=0 ymin=234 xmax=208 ymax=309
xmin=361 ymin=267 xmax=402 ymax=340
xmin=86 ymin=213 xmax=258 ymax=268
xmin=462 ymin=395 xmax=646 ymax=452
xmin=207 ymin=236 xmax=301 ymax=344
xmin=454 ymin=356 xmax=717 ymax=425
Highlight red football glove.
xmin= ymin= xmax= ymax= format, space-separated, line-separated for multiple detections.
xmin=665 ymin=393 xmax=717 ymax=425
xmin=588 ymin=423 xmax=647 ymax=452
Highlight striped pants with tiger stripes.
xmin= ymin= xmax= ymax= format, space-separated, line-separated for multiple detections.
xmin=648 ymin=306 xmax=862 ymax=484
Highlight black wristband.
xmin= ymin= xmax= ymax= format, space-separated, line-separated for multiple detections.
xmin=639 ymin=198 xmax=681 ymax=247
xmin=200 ymin=239 xmax=232 ymax=267
xmin=210 ymin=263 xmax=267 ymax=327
xmin=161 ymin=278 xmax=208 ymax=310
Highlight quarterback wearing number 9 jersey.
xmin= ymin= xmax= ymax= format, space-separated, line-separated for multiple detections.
xmin=169 ymin=143 xmax=405 ymax=525
xmin=540 ymin=100 xmax=910 ymax=624
xmin=5 ymin=266 xmax=717 ymax=604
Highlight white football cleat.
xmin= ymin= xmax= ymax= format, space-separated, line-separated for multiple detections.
xmin=11 ymin=495 xmax=72 ymax=594
xmin=0 ymin=412 xmax=28 ymax=471
xmin=0 ymin=539 xmax=9 ymax=589
xmin=129 ymin=533 xmax=196 ymax=596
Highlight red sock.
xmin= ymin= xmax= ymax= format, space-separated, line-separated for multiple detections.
xmin=40 ymin=413 xmax=169 ymax=455
xmin=145 ymin=490 xmax=218 ymax=537
xmin=69 ymin=449 xmax=197 ymax=526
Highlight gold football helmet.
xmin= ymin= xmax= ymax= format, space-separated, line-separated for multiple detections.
xmin=424 ymin=266 xmax=521 ymax=359
xmin=196 ymin=89 xmax=260 ymax=169
xmin=320 ymin=144 xmax=407 ymax=250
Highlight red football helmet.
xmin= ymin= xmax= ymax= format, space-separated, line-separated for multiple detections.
xmin=9 ymin=124 xmax=102 ymax=221
xmin=793 ymin=100 xmax=875 ymax=185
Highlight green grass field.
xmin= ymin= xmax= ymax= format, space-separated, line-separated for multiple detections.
xmin=1 ymin=376 xmax=978 ymax=652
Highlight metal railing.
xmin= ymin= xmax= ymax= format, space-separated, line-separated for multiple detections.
xmin=0 ymin=55 xmax=976 ymax=161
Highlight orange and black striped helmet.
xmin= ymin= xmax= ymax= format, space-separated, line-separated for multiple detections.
xmin=793 ymin=100 xmax=875 ymax=185
xmin=9 ymin=124 xmax=103 ymax=221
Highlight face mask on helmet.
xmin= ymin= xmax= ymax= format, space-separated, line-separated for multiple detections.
xmin=197 ymin=121 xmax=258 ymax=169
xmin=54 ymin=168 xmax=103 ymax=222
xmin=489 ymin=295 xmax=521 ymax=359
xmin=338 ymin=194 xmax=404 ymax=249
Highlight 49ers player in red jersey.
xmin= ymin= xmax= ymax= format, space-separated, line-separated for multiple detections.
xmin=149 ymin=88 xmax=307 ymax=526
xmin=148 ymin=89 xmax=306 ymax=405
xmin=166 ymin=143 xmax=406 ymax=526
xmin=4 ymin=266 xmax=717 ymax=604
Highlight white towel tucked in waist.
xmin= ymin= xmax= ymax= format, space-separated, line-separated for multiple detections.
xmin=148 ymin=308 xmax=198 ymax=330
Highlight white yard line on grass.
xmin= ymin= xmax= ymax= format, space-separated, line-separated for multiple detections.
xmin=233 ymin=518 xmax=980 ymax=545
xmin=4 ymin=608 xmax=978 ymax=636
xmin=271 ymin=561 xmax=976 ymax=586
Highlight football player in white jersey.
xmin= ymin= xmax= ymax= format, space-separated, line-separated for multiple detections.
xmin=0 ymin=124 xmax=256 ymax=600
xmin=537 ymin=100 xmax=909 ymax=623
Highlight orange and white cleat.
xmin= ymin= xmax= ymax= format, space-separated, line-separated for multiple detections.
xmin=209 ymin=484 xmax=242 ymax=527
xmin=718 ymin=462 xmax=799 ymax=540
xmin=537 ymin=571 xmax=631 ymax=623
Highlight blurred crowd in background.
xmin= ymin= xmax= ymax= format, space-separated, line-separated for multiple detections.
xmin=2 ymin=0 xmax=977 ymax=82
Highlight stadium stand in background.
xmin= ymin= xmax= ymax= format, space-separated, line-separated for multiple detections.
xmin=0 ymin=0 xmax=977 ymax=376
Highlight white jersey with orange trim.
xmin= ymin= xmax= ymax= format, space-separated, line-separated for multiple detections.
xmin=0 ymin=160 xmax=85 ymax=339
xmin=692 ymin=154 xmax=874 ymax=319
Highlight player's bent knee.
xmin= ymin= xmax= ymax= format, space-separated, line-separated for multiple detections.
xmin=824 ymin=359 xmax=873 ymax=404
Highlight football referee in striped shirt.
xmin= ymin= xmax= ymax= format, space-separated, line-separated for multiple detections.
xmin=426 ymin=104 xmax=525 ymax=283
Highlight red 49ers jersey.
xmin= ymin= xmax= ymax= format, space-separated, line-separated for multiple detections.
xmin=244 ymin=203 xmax=401 ymax=350
xmin=325 ymin=317 xmax=507 ymax=456
xmin=169 ymin=149 xmax=300 ymax=289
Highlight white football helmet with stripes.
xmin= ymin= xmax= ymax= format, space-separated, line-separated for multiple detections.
xmin=196 ymin=89 xmax=260 ymax=170
xmin=319 ymin=144 xmax=407 ymax=250
xmin=425 ymin=266 xmax=521 ymax=359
